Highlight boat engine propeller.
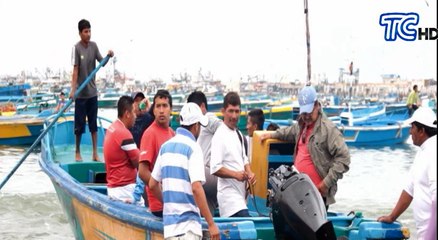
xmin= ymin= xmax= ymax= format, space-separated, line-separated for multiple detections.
xmin=267 ymin=165 xmax=336 ymax=240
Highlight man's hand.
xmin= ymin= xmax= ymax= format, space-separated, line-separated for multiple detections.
xmin=245 ymin=171 xmax=256 ymax=185
xmin=208 ymin=224 xmax=220 ymax=240
xmin=377 ymin=215 xmax=395 ymax=223
xmin=234 ymin=171 xmax=247 ymax=182
xmin=259 ymin=132 xmax=272 ymax=142
xmin=107 ymin=50 xmax=114 ymax=57
xmin=69 ymin=90 xmax=75 ymax=99
xmin=317 ymin=182 xmax=329 ymax=197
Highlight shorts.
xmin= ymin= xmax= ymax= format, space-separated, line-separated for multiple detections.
xmin=74 ymin=96 xmax=98 ymax=135
xmin=108 ymin=183 xmax=145 ymax=206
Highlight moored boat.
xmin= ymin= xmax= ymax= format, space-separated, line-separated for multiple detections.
xmin=265 ymin=118 xmax=411 ymax=147
xmin=0 ymin=114 xmax=45 ymax=145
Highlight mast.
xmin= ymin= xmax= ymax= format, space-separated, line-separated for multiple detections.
xmin=304 ymin=0 xmax=311 ymax=86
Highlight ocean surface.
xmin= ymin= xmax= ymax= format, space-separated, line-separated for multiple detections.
xmin=0 ymin=109 xmax=419 ymax=239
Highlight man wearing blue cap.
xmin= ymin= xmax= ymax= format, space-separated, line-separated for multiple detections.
xmin=149 ymin=102 xmax=220 ymax=240
xmin=260 ymin=85 xmax=350 ymax=208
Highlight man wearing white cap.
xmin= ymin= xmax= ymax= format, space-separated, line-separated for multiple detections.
xmin=260 ymin=85 xmax=350 ymax=208
xmin=149 ymin=102 xmax=220 ymax=240
xmin=378 ymin=107 xmax=437 ymax=239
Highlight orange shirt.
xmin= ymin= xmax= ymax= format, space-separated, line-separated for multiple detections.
xmin=294 ymin=123 xmax=323 ymax=186
xmin=139 ymin=121 xmax=175 ymax=212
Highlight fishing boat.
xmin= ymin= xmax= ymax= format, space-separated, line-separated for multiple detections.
xmin=0 ymin=114 xmax=45 ymax=145
xmin=338 ymin=120 xmax=411 ymax=147
xmin=39 ymin=113 xmax=410 ymax=239
xmin=98 ymin=90 xmax=126 ymax=108
xmin=265 ymin=118 xmax=411 ymax=147
xmin=340 ymin=104 xmax=386 ymax=126
xmin=0 ymin=83 xmax=31 ymax=100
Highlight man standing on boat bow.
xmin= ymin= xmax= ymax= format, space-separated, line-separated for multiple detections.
xmin=259 ymin=85 xmax=350 ymax=209
xmin=71 ymin=19 xmax=114 ymax=162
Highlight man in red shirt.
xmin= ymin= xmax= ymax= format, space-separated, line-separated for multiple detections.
xmin=260 ymin=86 xmax=350 ymax=209
xmin=138 ymin=90 xmax=175 ymax=217
xmin=103 ymin=96 xmax=142 ymax=205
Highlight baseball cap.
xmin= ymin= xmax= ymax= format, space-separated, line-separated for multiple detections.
xmin=179 ymin=102 xmax=208 ymax=127
xmin=131 ymin=92 xmax=145 ymax=100
xmin=298 ymin=86 xmax=317 ymax=114
xmin=405 ymin=107 xmax=437 ymax=128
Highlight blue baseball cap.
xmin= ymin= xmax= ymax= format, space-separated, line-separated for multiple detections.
xmin=298 ymin=86 xmax=317 ymax=114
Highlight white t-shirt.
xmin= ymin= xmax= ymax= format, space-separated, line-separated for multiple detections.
xmin=404 ymin=135 xmax=437 ymax=238
xmin=210 ymin=123 xmax=249 ymax=217
xmin=197 ymin=112 xmax=222 ymax=167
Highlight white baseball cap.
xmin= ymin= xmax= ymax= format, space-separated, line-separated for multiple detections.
xmin=179 ymin=102 xmax=209 ymax=127
xmin=405 ymin=107 xmax=437 ymax=128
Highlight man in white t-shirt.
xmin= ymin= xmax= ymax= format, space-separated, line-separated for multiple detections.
xmin=210 ymin=92 xmax=256 ymax=217
xmin=378 ymin=107 xmax=437 ymax=239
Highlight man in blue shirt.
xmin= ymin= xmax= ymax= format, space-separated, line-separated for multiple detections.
xmin=149 ymin=103 xmax=219 ymax=240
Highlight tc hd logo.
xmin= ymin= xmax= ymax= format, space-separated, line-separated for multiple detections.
xmin=379 ymin=12 xmax=437 ymax=41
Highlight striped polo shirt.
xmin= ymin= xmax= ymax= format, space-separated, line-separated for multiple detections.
xmin=151 ymin=127 xmax=206 ymax=239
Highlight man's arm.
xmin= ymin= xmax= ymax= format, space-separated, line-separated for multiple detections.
xmin=213 ymin=167 xmax=247 ymax=182
xmin=377 ymin=190 xmax=412 ymax=223
xmin=322 ymin=127 xmax=351 ymax=189
xmin=244 ymin=164 xmax=256 ymax=185
xmin=122 ymin=138 xmax=140 ymax=168
xmin=192 ymin=181 xmax=220 ymax=239
xmin=148 ymin=177 xmax=162 ymax=203
xmin=138 ymin=161 xmax=152 ymax=184
xmin=260 ymin=125 xmax=297 ymax=142
xmin=70 ymin=66 xmax=78 ymax=99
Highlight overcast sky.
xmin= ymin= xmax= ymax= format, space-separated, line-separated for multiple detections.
xmin=0 ymin=0 xmax=436 ymax=83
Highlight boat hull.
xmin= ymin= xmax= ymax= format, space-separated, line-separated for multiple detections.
xmin=39 ymin=114 xmax=258 ymax=240
xmin=0 ymin=117 xmax=44 ymax=145
xmin=339 ymin=124 xmax=411 ymax=147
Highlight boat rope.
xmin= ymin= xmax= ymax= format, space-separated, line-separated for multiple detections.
xmin=396 ymin=122 xmax=402 ymax=138
xmin=247 ymin=180 xmax=268 ymax=217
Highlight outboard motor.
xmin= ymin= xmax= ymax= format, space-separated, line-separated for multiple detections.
xmin=268 ymin=165 xmax=336 ymax=240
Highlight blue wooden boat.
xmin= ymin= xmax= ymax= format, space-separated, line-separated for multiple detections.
xmin=264 ymin=118 xmax=411 ymax=147
xmin=340 ymin=104 xmax=386 ymax=126
xmin=337 ymin=121 xmax=411 ymax=147
xmin=0 ymin=83 xmax=31 ymax=100
xmin=39 ymin=113 xmax=410 ymax=239
xmin=0 ymin=114 xmax=44 ymax=145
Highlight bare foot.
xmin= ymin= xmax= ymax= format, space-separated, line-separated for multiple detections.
xmin=92 ymin=154 xmax=100 ymax=162
xmin=75 ymin=153 xmax=83 ymax=162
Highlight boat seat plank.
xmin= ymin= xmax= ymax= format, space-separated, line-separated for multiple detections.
xmin=59 ymin=161 xmax=106 ymax=183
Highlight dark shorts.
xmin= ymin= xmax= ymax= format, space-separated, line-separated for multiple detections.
xmin=74 ymin=96 xmax=98 ymax=135
xmin=230 ymin=209 xmax=250 ymax=217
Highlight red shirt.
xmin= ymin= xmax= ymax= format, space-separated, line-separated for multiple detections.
xmin=139 ymin=121 xmax=175 ymax=212
xmin=103 ymin=119 xmax=139 ymax=188
xmin=294 ymin=123 xmax=323 ymax=186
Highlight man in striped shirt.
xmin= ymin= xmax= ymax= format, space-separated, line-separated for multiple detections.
xmin=149 ymin=102 xmax=219 ymax=240
xmin=103 ymin=96 xmax=143 ymax=205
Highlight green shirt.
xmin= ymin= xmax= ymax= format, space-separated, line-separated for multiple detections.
xmin=406 ymin=90 xmax=419 ymax=105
